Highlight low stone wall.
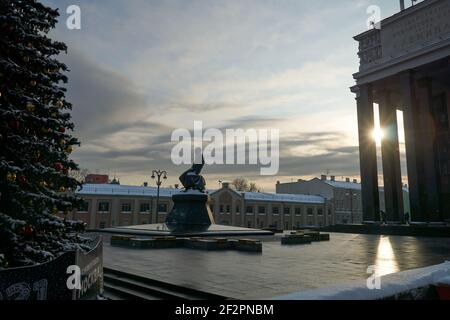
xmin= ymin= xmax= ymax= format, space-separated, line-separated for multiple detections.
xmin=111 ymin=235 xmax=262 ymax=253
xmin=281 ymin=231 xmax=330 ymax=245
xmin=0 ymin=236 xmax=103 ymax=300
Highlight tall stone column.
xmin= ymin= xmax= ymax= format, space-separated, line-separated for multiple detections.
xmin=401 ymin=73 xmax=441 ymax=222
xmin=416 ymin=78 xmax=440 ymax=222
xmin=400 ymin=72 xmax=423 ymax=221
xmin=355 ymin=83 xmax=380 ymax=222
xmin=378 ymin=90 xmax=404 ymax=222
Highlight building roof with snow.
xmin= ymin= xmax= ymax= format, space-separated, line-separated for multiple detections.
xmin=242 ymin=192 xmax=325 ymax=204
xmin=76 ymin=183 xmax=185 ymax=198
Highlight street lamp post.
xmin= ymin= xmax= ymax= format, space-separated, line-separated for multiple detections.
xmin=151 ymin=169 xmax=167 ymax=221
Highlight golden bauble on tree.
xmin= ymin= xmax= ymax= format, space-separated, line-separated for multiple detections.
xmin=59 ymin=186 xmax=66 ymax=192
xmin=56 ymin=100 xmax=64 ymax=108
xmin=26 ymin=102 xmax=35 ymax=112
xmin=6 ymin=172 xmax=17 ymax=182
xmin=65 ymin=146 xmax=73 ymax=154
xmin=30 ymin=80 xmax=37 ymax=86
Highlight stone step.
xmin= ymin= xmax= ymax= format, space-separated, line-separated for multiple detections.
xmin=103 ymin=267 xmax=227 ymax=300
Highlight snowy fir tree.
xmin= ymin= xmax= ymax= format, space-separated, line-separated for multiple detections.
xmin=0 ymin=0 xmax=88 ymax=269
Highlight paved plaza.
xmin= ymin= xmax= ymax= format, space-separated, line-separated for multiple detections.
xmin=100 ymin=232 xmax=450 ymax=299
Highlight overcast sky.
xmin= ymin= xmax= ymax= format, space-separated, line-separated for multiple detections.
xmin=43 ymin=0 xmax=406 ymax=192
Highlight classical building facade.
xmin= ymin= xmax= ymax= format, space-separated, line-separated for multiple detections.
xmin=352 ymin=0 xmax=450 ymax=223
xmin=276 ymin=176 xmax=410 ymax=224
xmin=63 ymin=182 xmax=332 ymax=230
xmin=210 ymin=183 xmax=332 ymax=229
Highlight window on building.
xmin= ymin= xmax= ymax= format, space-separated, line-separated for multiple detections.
xmin=121 ymin=203 xmax=132 ymax=213
xmin=236 ymin=206 xmax=240 ymax=214
xmin=140 ymin=203 xmax=150 ymax=213
xmin=247 ymin=221 xmax=252 ymax=228
xmin=295 ymin=207 xmax=301 ymax=215
xmin=220 ymin=205 xmax=224 ymax=213
xmin=226 ymin=205 xmax=230 ymax=213
xmin=272 ymin=207 xmax=279 ymax=215
xmin=246 ymin=206 xmax=253 ymax=214
xmin=284 ymin=207 xmax=291 ymax=215
xmin=99 ymin=221 xmax=106 ymax=229
xmin=296 ymin=221 xmax=301 ymax=229
xmin=317 ymin=208 xmax=323 ymax=215
xmin=158 ymin=203 xmax=167 ymax=213
xmin=98 ymin=202 xmax=109 ymax=212
xmin=260 ymin=221 xmax=265 ymax=228
xmin=78 ymin=201 xmax=89 ymax=212
xmin=285 ymin=222 xmax=289 ymax=230
xmin=307 ymin=208 xmax=313 ymax=215
xmin=328 ymin=208 xmax=331 ymax=215
xmin=258 ymin=206 xmax=266 ymax=214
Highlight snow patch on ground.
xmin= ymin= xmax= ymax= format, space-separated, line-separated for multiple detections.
xmin=272 ymin=261 xmax=450 ymax=300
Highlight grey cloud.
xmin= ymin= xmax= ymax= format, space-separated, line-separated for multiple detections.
xmin=62 ymin=50 xmax=150 ymax=141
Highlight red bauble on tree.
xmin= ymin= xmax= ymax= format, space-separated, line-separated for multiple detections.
xmin=58 ymin=127 xmax=65 ymax=133
xmin=8 ymin=120 xmax=20 ymax=130
xmin=18 ymin=175 xmax=27 ymax=186
xmin=20 ymin=226 xmax=34 ymax=236
xmin=54 ymin=162 xmax=63 ymax=171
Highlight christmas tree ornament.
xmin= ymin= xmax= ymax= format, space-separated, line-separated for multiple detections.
xmin=39 ymin=181 xmax=47 ymax=188
xmin=26 ymin=102 xmax=35 ymax=112
xmin=6 ymin=172 xmax=17 ymax=182
xmin=65 ymin=146 xmax=73 ymax=154
xmin=54 ymin=162 xmax=63 ymax=171
xmin=58 ymin=127 xmax=65 ymax=133
xmin=52 ymin=207 xmax=59 ymax=214
xmin=18 ymin=175 xmax=27 ymax=186
xmin=9 ymin=120 xmax=20 ymax=130
xmin=59 ymin=186 xmax=66 ymax=192
xmin=56 ymin=100 xmax=64 ymax=108
xmin=30 ymin=80 xmax=37 ymax=86
xmin=20 ymin=226 xmax=34 ymax=236
xmin=23 ymin=56 xmax=30 ymax=63
xmin=59 ymin=139 xmax=66 ymax=146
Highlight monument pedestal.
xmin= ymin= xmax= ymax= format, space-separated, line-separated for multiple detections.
xmin=166 ymin=192 xmax=214 ymax=232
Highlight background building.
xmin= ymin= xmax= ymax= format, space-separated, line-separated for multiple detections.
xmin=276 ymin=175 xmax=410 ymax=224
xmin=210 ymin=182 xmax=332 ymax=229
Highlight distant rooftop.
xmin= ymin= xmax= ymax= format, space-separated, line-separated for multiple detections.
xmin=242 ymin=192 xmax=325 ymax=204
xmin=322 ymin=179 xmax=361 ymax=191
xmin=76 ymin=184 xmax=184 ymax=197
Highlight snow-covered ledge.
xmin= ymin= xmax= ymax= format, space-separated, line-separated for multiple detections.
xmin=273 ymin=261 xmax=450 ymax=300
